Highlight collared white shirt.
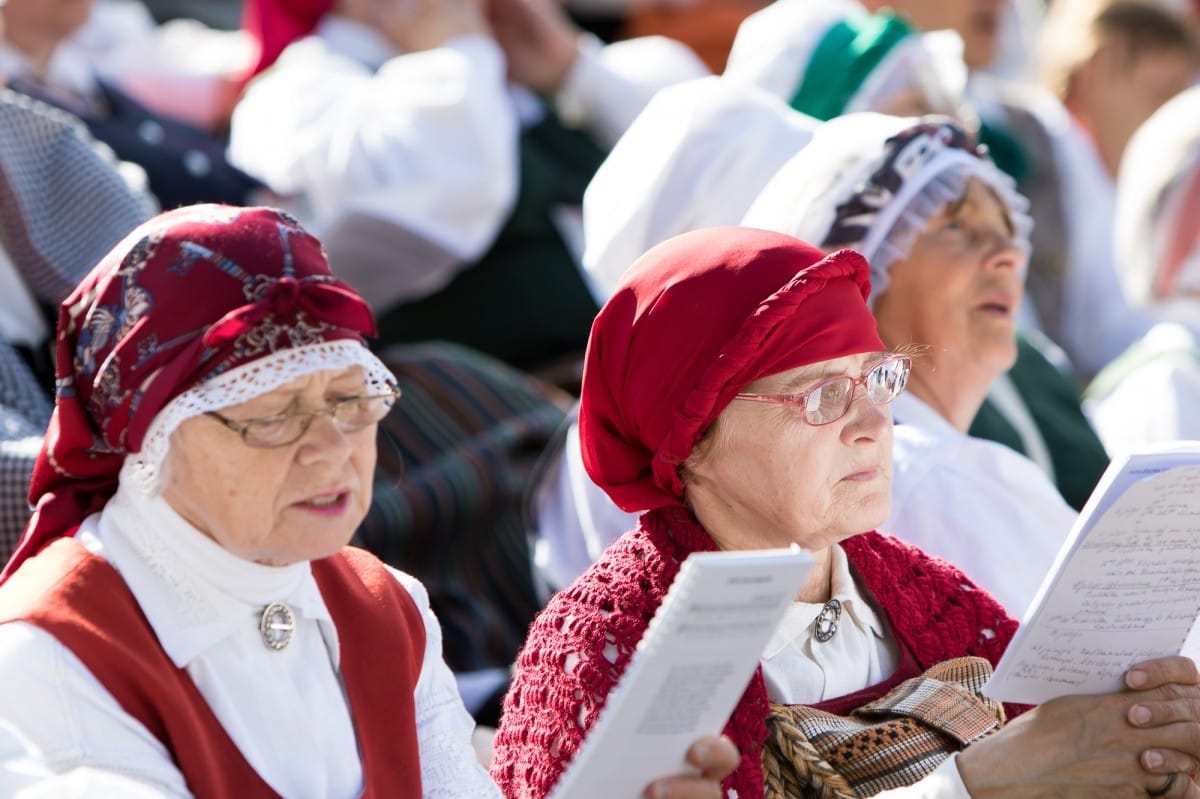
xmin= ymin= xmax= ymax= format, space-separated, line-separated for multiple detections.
xmin=887 ymin=392 xmax=1077 ymax=618
xmin=0 ymin=483 xmax=499 ymax=799
xmin=760 ymin=545 xmax=899 ymax=704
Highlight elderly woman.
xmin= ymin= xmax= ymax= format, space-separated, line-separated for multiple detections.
xmin=742 ymin=114 xmax=1100 ymax=616
xmin=490 ymin=226 xmax=1200 ymax=799
xmin=0 ymin=205 xmax=735 ymax=797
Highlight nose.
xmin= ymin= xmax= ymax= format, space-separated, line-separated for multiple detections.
xmin=295 ymin=411 xmax=353 ymax=465
xmin=981 ymin=234 xmax=1026 ymax=276
xmin=840 ymin=383 xmax=890 ymax=443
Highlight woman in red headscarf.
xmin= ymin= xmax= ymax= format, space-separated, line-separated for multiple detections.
xmin=490 ymin=227 xmax=1200 ymax=799
xmin=0 ymin=205 xmax=736 ymax=797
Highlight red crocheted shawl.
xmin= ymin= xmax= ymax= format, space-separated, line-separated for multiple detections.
xmin=490 ymin=505 xmax=1020 ymax=799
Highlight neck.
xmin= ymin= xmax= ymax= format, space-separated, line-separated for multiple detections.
xmin=795 ymin=547 xmax=834 ymax=603
xmin=906 ymin=358 xmax=991 ymax=433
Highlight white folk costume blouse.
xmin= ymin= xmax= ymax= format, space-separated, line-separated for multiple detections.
xmin=228 ymin=17 xmax=708 ymax=310
xmin=0 ymin=483 xmax=499 ymax=799
xmin=888 ymin=392 xmax=1077 ymax=617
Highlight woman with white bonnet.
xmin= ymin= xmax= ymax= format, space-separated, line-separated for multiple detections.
xmin=742 ymin=114 xmax=1084 ymax=616
xmin=0 ymin=204 xmax=736 ymax=797
xmin=1085 ymin=85 xmax=1200 ymax=452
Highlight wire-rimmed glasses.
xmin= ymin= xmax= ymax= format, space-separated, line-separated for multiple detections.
xmin=206 ymin=386 xmax=401 ymax=448
xmin=734 ymin=355 xmax=910 ymax=426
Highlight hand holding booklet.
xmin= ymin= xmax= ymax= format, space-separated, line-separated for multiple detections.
xmin=547 ymin=546 xmax=813 ymax=799
xmin=985 ymin=442 xmax=1200 ymax=706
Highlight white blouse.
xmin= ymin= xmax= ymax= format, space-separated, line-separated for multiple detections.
xmin=760 ymin=546 xmax=898 ymax=705
xmin=0 ymin=484 xmax=499 ymax=799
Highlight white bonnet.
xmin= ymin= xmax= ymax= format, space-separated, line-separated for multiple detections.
xmin=723 ymin=0 xmax=967 ymax=121
xmin=742 ymin=112 xmax=1032 ymax=303
xmin=581 ymin=75 xmax=818 ymax=300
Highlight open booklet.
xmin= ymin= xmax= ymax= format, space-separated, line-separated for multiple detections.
xmin=984 ymin=441 xmax=1200 ymax=705
xmin=547 ymin=546 xmax=813 ymax=799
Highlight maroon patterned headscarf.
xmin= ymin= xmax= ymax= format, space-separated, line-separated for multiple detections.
xmin=2 ymin=205 xmax=379 ymax=582
xmin=579 ymin=226 xmax=885 ymax=513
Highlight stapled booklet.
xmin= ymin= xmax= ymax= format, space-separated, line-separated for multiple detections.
xmin=985 ymin=441 xmax=1200 ymax=705
xmin=547 ymin=546 xmax=813 ymax=799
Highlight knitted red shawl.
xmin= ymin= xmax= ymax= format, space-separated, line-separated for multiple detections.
xmin=490 ymin=505 xmax=1019 ymax=799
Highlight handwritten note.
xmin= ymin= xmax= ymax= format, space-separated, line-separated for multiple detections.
xmin=986 ymin=447 xmax=1200 ymax=705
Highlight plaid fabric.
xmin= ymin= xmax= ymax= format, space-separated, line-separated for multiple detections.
xmin=0 ymin=89 xmax=157 ymax=305
xmin=0 ymin=341 xmax=52 ymax=564
xmin=354 ymin=342 xmax=570 ymax=679
xmin=763 ymin=657 xmax=1004 ymax=798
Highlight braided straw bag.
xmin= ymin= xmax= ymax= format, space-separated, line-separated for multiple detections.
xmin=762 ymin=656 xmax=1005 ymax=798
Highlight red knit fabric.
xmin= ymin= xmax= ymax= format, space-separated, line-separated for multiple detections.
xmin=489 ymin=506 xmax=1021 ymax=799
xmin=0 ymin=538 xmax=424 ymax=798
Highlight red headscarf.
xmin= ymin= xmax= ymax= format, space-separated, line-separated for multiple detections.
xmin=241 ymin=0 xmax=335 ymax=81
xmin=2 ymin=205 xmax=377 ymax=582
xmin=579 ymin=227 xmax=885 ymax=513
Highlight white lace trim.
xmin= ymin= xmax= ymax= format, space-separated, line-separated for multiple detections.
xmin=122 ymin=340 xmax=396 ymax=496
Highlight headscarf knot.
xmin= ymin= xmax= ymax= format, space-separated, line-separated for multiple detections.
xmin=202 ymin=276 xmax=376 ymax=348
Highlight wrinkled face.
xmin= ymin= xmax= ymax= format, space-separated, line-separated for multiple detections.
xmin=163 ymin=367 xmax=378 ymax=566
xmin=882 ymin=0 xmax=1008 ymax=69
xmin=683 ymin=352 xmax=894 ymax=554
xmin=1 ymin=0 xmax=94 ymax=46
xmin=873 ymin=178 xmax=1024 ymax=379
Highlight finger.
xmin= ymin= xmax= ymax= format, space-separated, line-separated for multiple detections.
xmin=1131 ymin=698 xmax=1200 ymax=728
xmin=1142 ymin=746 xmax=1200 ymax=779
xmin=685 ymin=735 xmax=740 ymax=780
xmin=1128 ymin=657 xmax=1200 ymax=690
xmin=642 ymin=775 xmax=723 ymax=799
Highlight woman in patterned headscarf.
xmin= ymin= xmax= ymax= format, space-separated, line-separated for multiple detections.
xmin=491 ymin=225 xmax=1200 ymax=799
xmin=0 ymin=204 xmax=735 ymax=797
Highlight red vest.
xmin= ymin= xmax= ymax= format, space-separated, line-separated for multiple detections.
xmin=0 ymin=538 xmax=425 ymax=799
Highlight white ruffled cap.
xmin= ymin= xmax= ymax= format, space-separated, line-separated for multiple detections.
xmin=580 ymin=75 xmax=818 ymax=301
xmin=741 ymin=112 xmax=1032 ymax=303
xmin=122 ymin=339 xmax=397 ymax=497
xmin=1114 ymin=85 xmax=1200 ymax=307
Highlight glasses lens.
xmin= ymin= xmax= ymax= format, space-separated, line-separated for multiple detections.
xmin=244 ymin=415 xmax=308 ymax=447
xmin=866 ymin=357 xmax=910 ymax=404
xmin=806 ymin=377 xmax=855 ymax=425
xmin=332 ymin=392 xmax=396 ymax=432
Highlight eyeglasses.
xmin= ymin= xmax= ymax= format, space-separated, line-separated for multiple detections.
xmin=734 ymin=355 xmax=910 ymax=426
xmin=206 ymin=386 xmax=401 ymax=448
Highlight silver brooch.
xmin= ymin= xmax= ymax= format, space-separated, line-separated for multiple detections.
xmin=259 ymin=602 xmax=295 ymax=651
xmin=813 ymin=598 xmax=842 ymax=643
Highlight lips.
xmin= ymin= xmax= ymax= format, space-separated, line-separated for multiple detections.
xmin=975 ymin=290 xmax=1016 ymax=317
xmin=295 ymin=489 xmax=351 ymax=512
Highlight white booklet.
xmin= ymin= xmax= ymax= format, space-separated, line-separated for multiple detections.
xmin=547 ymin=546 xmax=814 ymax=799
xmin=984 ymin=441 xmax=1200 ymax=705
